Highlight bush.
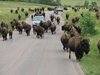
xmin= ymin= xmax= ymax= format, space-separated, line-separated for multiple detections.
xmin=79 ymin=11 xmax=96 ymax=36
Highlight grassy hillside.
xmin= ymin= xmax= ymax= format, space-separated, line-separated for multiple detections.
xmin=61 ymin=0 xmax=100 ymax=6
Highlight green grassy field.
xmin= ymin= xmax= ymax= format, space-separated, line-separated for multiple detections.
xmin=0 ymin=1 xmax=50 ymax=23
xmin=61 ymin=0 xmax=100 ymax=6
xmin=62 ymin=8 xmax=100 ymax=75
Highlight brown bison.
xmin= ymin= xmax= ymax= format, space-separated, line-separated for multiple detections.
xmin=96 ymin=12 xmax=100 ymax=20
xmin=42 ymin=22 xmax=49 ymax=32
xmin=47 ymin=20 xmax=52 ymax=28
xmin=10 ymin=9 xmax=13 ymax=13
xmin=72 ymin=17 xmax=79 ymax=24
xmin=50 ymin=15 xmax=55 ymax=22
xmin=29 ymin=8 xmax=34 ymax=12
xmin=62 ymin=24 xmax=71 ymax=32
xmin=69 ymin=25 xmax=81 ymax=36
xmin=33 ymin=26 xmax=44 ymax=38
xmin=50 ymin=23 xmax=56 ymax=34
xmin=56 ymin=16 xmax=60 ymax=24
xmin=66 ymin=13 xmax=69 ymax=20
xmin=17 ymin=23 xmax=23 ymax=34
xmin=97 ymin=40 xmax=100 ymax=53
xmin=68 ymin=36 xmax=90 ymax=61
xmin=1 ymin=21 xmax=8 ymax=29
xmin=0 ymin=27 xmax=8 ymax=41
xmin=62 ymin=24 xmax=81 ymax=35
xmin=18 ymin=14 xmax=21 ymax=20
xmin=42 ymin=12 xmax=45 ymax=18
xmin=8 ymin=30 xmax=13 ymax=39
xmin=10 ymin=19 xmax=19 ymax=30
xmin=61 ymin=32 xmax=70 ymax=51
xmin=25 ymin=12 xmax=29 ymax=17
xmin=22 ymin=21 xmax=31 ymax=36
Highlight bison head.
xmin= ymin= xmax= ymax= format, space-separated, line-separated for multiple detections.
xmin=80 ymin=39 xmax=90 ymax=55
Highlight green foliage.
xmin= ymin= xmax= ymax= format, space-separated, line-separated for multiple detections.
xmin=91 ymin=1 xmax=97 ymax=7
xmin=84 ymin=0 xmax=89 ymax=8
xmin=79 ymin=11 xmax=96 ymax=36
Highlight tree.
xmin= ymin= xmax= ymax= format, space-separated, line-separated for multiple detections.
xmin=38 ymin=0 xmax=53 ymax=5
xmin=55 ymin=0 xmax=61 ymax=6
xmin=79 ymin=11 xmax=96 ymax=36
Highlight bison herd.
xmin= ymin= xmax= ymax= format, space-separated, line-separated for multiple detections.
xmin=0 ymin=8 xmax=60 ymax=40
xmin=60 ymin=6 xmax=100 ymax=61
xmin=0 ymin=6 xmax=100 ymax=61
xmin=61 ymin=23 xmax=90 ymax=61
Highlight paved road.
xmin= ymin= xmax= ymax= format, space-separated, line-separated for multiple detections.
xmin=0 ymin=11 xmax=84 ymax=75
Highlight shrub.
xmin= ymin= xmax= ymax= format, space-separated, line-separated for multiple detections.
xmin=79 ymin=11 xmax=96 ymax=36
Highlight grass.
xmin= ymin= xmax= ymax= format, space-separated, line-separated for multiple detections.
xmin=61 ymin=0 xmax=100 ymax=7
xmin=0 ymin=1 xmax=50 ymax=23
xmin=61 ymin=9 xmax=100 ymax=75
xmin=0 ymin=1 xmax=51 ymax=37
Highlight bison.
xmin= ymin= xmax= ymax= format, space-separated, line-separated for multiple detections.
xmin=50 ymin=15 xmax=55 ymax=22
xmin=18 ymin=14 xmax=21 ymax=20
xmin=0 ymin=27 xmax=8 ymax=41
xmin=22 ymin=21 xmax=31 ymax=36
xmin=42 ymin=22 xmax=49 ymax=32
xmin=66 ymin=13 xmax=69 ymax=20
xmin=33 ymin=26 xmax=44 ymax=38
xmin=50 ymin=23 xmax=56 ymax=34
xmin=61 ymin=32 xmax=70 ymax=51
xmin=68 ymin=36 xmax=90 ymax=61
xmin=97 ymin=40 xmax=100 ymax=53
xmin=17 ymin=23 xmax=23 ymax=34
xmin=8 ymin=30 xmax=13 ymax=39
xmin=56 ymin=16 xmax=60 ymax=24
xmin=72 ymin=17 xmax=79 ymax=24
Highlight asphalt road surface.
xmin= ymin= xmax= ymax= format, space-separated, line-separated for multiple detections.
xmin=0 ymin=11 xmax=84 ymax=75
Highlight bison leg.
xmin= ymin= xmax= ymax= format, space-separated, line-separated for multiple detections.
xmin=52 ymin=31 xmax=53 ymax=34
xmin=40 ymin=34 xmax=43 ymax=39
xmin=9 ymin=35 xmax=12 ymax=39
xmin=69 ymin=50 xmax=71 ymax=59
xmin=2 ymin=36 xmax=5 ymax=41
xmin=33 ymin=29 xmax=36 ymax=34
xmin=63 ymin=44 xmax=66 ymax=51
xmin=26 ymin=30 xmax=30 ymax=36
xmin=36 ymin=33 xmax=40 ymax=38
xmin=5 ymin=36 xmax=7 ymax=40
